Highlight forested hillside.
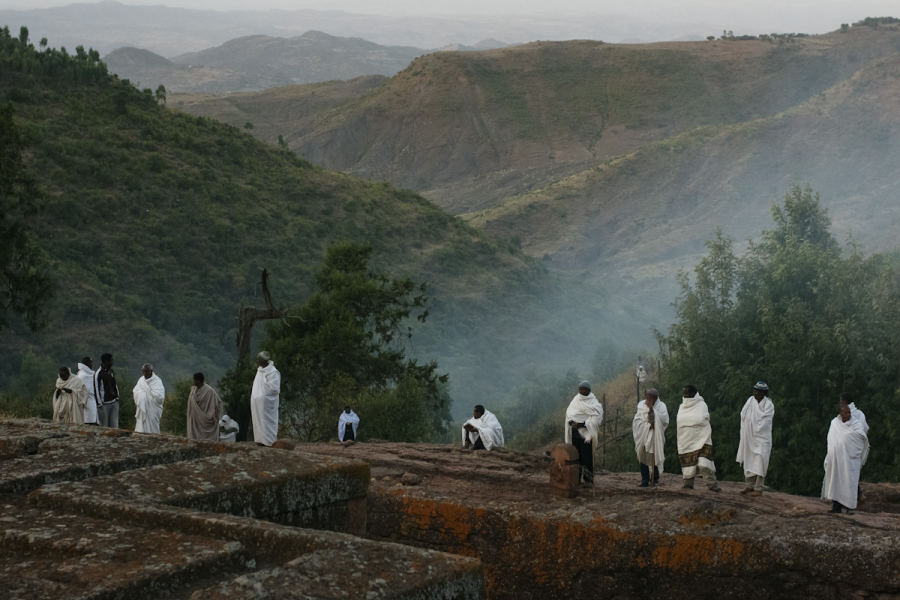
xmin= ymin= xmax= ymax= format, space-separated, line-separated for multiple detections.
xmin=0 ymin=27 xmax=645 ymax=417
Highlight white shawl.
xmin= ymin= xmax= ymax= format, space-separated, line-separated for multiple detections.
xmin=462 ymin=410 xmax=505 ymax=451
xmin=735 ymin=396 xmax=775 ymax=477
xmin=134 ymin=373 xmax=165 ymax=434
xmin=53 ymin=369 xmax=87 ymax=425
xmin=219 ymin=414 xmax=239 ymax=443
xmin=339 ymin=410 xmax=360 ymax=441
xmin=632 ymin=399 xmax=669 ymax=468
xmin=848 ymin=403 xmax=869 ymax=434
xmin=822 ymin=415 xmax=869 ymax=509
xmin=250 ymin=361 xmax=280 ymax=446
xmin=677 ymin=395 xmax=715 ymax=475
xmin=565 ymin=393 xmax=603 ymax=444
xmin=76 ymin=363 xmax=98 ymax=424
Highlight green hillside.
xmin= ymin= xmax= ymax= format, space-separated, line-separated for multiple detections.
xmin=0 ymin=27 xmax=647 ymax=418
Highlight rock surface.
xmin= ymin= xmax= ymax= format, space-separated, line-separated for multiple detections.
xmin=296 ymin=441 xmax=900 ymax=600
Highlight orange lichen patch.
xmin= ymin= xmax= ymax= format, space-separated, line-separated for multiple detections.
xmin=652 ymin=534 xmax=746 ymax=572
xmin=680 ymin=507 xmax=738 ymax=529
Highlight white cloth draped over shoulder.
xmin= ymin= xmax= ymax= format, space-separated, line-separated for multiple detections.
xmin=53 ymin=369 xmax=87 ymax=424
xmin=848 ymin=402 xmax=869 ymax=434
xmin=822 ymin=415 xmax=869 ymax=509
xmin=339 ymin=410 xmax=360 ymax=441
xmin=677 ymin=395 xmax=715 ymax=478
xmin=219 ymin=415 xmax=239 ymax=443
xmin=462 ymin=410 xmax=505 ymax=451
xmin=565 ymin=393 xmax=604 ymax=444
xmin=187 ymin=383 xmax=223 ymax=441
xmin=736 ymin=396 xmax=775 ymax=478
xmin=251 ymin=361 xmax=281 ymax=446
xmin=76 ymin=363 xmax=98 ymax=424
xmin=134 ymin=373 xmax=165 ymax=434
xmin=632 ymin=399 xmax=669 ymax=469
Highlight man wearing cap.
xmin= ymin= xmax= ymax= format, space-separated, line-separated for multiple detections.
xmin=565 ymin=380 xmax=604 ymax=485
xmin=736 ymin=382 xmax=775 ymax=497
xmin=250 ymin=351 xmax=281 ymax=446
xmin=633 ymin=388 xmax=669 ymax=487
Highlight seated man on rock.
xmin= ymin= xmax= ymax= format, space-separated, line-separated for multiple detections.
xmin=462 ymin=404 xmax=504 ymax=451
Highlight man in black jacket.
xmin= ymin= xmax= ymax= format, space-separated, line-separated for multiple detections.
xmin=94 ymin=353 xmax=120 ymax=428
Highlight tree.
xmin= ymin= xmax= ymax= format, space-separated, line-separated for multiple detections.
xmin=155 ymin=84 xmax=166 ymax=106
xmin=656 ymin=185 xmax=900 ymax=494
xmin=263 ymin=243 xmax=449 ymax=442
xmin=244 ymin=122 xmax=254 ymax=130
xmin=0 ymin=103 xmax=52 ymax=332
xmin=18 ymin=26 xmax=28 ymax=48
xmin=39 ymin=38 xmax=47 ymax=51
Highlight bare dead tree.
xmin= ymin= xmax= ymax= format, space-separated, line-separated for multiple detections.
xmin=236 ymin=269 xmax=282 ymax=363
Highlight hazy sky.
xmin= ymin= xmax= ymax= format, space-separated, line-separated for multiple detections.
xmin=3 ymin=0 xmax=897 ymax=34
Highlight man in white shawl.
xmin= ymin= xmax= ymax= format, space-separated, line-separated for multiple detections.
xmin=840 ymin=393 xmax=869 ymax=433
xmin=736 ymin=382 xmax=775 ymax=497
xmin=677 ymin=385 xmax=721 ymax=492
xmin=53 ymin=366 xmax=88 ymax=424
xmin=822 ymin=403 xmax=869 ymax=514
xmin=632 ymin=388 xmax=669 ymax=487
xmin=339 ymin=405 xmax=360 ymax=442
xmin=462 ymin=405 xmax=504 ymax=451
xmin=76 ymin=357 xmax=99 ymax=425
xmin=251 ymin=351 xmax=281 ymax=446
xmin=565 ymin=380 xmax=604 ymax=484
xmin=134 ymin=363 xmax=165 ymax=434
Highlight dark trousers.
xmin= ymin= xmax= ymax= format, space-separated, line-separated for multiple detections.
xmin=640 ymin=463 xmax=660 ymax=485
xmin=473 ymin=436 xmax=485 ymax=450
xmin=832 ymin=500 xmax=848 ymax=513
xmin=343 ymin=426 xmax=355 ymax=442
xmin=571 ymin=428 xmax=594 ymax=483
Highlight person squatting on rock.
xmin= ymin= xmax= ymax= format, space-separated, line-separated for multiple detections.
xmin=219 ymin=414 xmax=239 ymax=443
xmin=735 ymin=382 xmax=775 ymax=497
xmin=677 ymin=385 xmax=721 ymax=492
xmin=565 ymin=380 xmax=604 ymax=485
xmin=339 ymin=405 xmax=360 ymax=442
xmin=250 ymin=351 xmax=281 ymax=446
xmin=53 ymin=366 xmax=88 ymax=425
xmin=94 ymin=353 xmax=120 ymax=429
xmin=632 ymin=388 xmax=668 ymax=487
xmin=76 ymin=357 xmax=99 ymax=425
xmin=186 ymin=372 xmax=223 ymax=442
xmin=822 ymin=402 xmax=869 ymax=514
xmin=462 ymin=404 xmax=504 ymax=451
xmin=134 ymin=363 xmax=165 ymax=434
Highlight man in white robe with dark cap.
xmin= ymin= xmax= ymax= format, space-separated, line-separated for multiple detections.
xmin=462 ymin=405 xmax=504 ymax=451
xmin=822 ymin=403 xmax=869 ymax=514
xmin=134 ymin=363 xmax=165 ymax=434
xmin=250 ymin=351 xmax=280 ymax=446
xmin=737 ymin=382 xmax=775 ymax=497
xmin=565 ymin=380 xmax=604 ymax=484
xmin=76 ymin=357 xmax=99 ymax=425
xmin=633 ymin=388 xmax=669 ymax=487
xmin=677 ymin=385 xmax=721 ymax=492
xmin=53 ymin=366 xmax=88 ymax=424
xmin=339 ymin=405 xmax=360 ymax=442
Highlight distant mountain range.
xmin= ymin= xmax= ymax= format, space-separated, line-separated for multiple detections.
xmin=1 ymin=1 xmax=725 ymax=56
xmin=104 ymin=31 xmax=426 ymax=93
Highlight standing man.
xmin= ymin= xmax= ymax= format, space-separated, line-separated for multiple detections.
xmin=251 ymin=351 xmax=280 ymax=446
xmin=186 ymin=372 xmax=223 ymax=441
xmin=339 ymin=405 xmax=360 ymax=442
xmin=134 ymin=363 xmax=165 ymax=434
xmin=822 ymin=403 xmax=869 ymax=514
xmin=53 ymin=366 xmax=87 ymax=424
xmin=632 ymin=388 xmax=669 ymax=487
xmin=736 ymin=382 xmax=775 ymax=497
xmin=677 ymin=385 xmax=721 ymax=492
xmin=94 ymin=353 xmax=120 ymax=428
xmin=565 ymin=380 xmax=604 ymax=485
xmin=462 ymin=404 xmax=504 ymax=451
xmin=840 ymin=393 xmax=868 ymax=433
xmin=76 ymin=357 xmax=98 ymax=425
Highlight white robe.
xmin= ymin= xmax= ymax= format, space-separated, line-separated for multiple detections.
xmin=632 ymin=399 xmax=669 ymax=469
xmin=134 ymin=373 xmax=165 ymax=434
xmin=76 ymin=363 xmax=98 ymax=425
xmin=251 ymin=361 xmax=280 ymax=446
xmin=462 ymin=410 xmax=505 ymax=451
xmin=564 ymin=393 xmax=603 ymax=444
xmin=822 ymin=416 xmax=869 ymax=509
xmin=339 ymin=410 xmax=360 ymax=441
xmin=848 ymin=402 xmax=869 ymax=434
xmin=219 ymin=415 xmax=239 ymax=443
xmin=677 ymin=395 xmax=715 ymax=478
xmin=53 ymin=370 xmax=87 ymax=425
xmin=735 ymin=396 xmax=775 ymax=478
